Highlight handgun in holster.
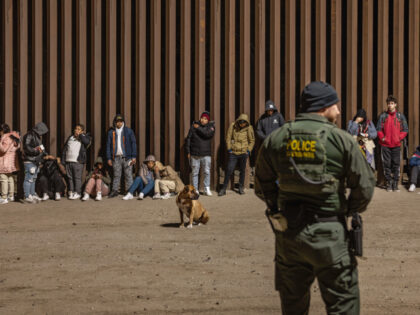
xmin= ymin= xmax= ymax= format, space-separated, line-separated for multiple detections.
xmin=349 ymin=213 xmax=363 ymax=257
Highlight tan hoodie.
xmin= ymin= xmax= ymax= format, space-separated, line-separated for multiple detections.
xmin=226 ymin=114 xmax=255 ymax=155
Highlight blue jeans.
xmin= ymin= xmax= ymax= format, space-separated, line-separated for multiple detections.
xmin=128 ymin=177 xmax=154 ymax=196
xmin=190 ymin=155 xmax=211 ymax=190
xmin=24 ymin=162 xmax=40 ymax=198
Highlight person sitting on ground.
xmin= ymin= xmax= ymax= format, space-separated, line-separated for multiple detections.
xmin=255 ymin=100 xmax=285 ymax=141
xmin=123 ymin=155 xmax=162 ymax=200
xmin=62 ymin=124 xmax=91 ymax=200
xmin=347 ymin=108 xmax=377 ymax=169
xmin=408 ymin=145 xmax=420 ymax=192
xmin=22 ymin=122 xmax=49 ymax=203
xmin=0 ymin=124 xmax=20 ymax=204
xmin=185 ymin=111 xmax=215 ymax=196
xmin=38 ymin=156 xmax=66 ymax=201
xmin=218 ymin=113 xmax=255 ymax=196
xmin=82 ymin=157 xmax=111 ymax=201
xmin=153 ymin=164 xmax=184 ymax=200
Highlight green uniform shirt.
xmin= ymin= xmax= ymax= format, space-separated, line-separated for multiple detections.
xmin=255 ymin=113 xmax=375 ymax=215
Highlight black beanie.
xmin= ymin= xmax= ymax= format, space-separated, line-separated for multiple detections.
xmin=300 ymin=81 xmax=339 ymax=113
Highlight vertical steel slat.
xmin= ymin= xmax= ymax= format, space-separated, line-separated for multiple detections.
xmin=180 ymin=0 xmax=191 ymax=184
xmin=91 ymin=0 xmax=102 ymax=160
xmin=210 ymin=0 xmax=221 ymax=190
xmin=47 ymin=0 xmax=58 ymax=156
xmin=315 ymin=0 xmax=326 ymax=81
xmin=377 ymin=0 xmax=389 ymax=115
xmin=270 ymin=0 xmax=281 ymax=107
xmin=122 ymin=0 xmax=131 ymax=126
xmin=408 ymin=0 xmax=420 ymax=153
xmin=254 ymin=0 xmax=265 ymax=123
xmin=62 ymin=0 xmax=72 ymax=141
xmin=330 ymin=0 xmax=342 ymax=127
xmin=362 ymin=0 xmax=373 ymax=119
xmin=285 ymin=0 xmax=296 ymax=120
xmin=240 ymin=0 xmax=250 ymax=116
xmin=76 ymin=0 xmax=87 ymax=127
xmin=165 ymin=0 xmax=176 ymax=167
xmin=393 ymin=0 xmax=405 ymax=112
xmin=18 ymin=0 xmax=28 ymax=134
xmin=33 ymin=0 xmax=43 ymax=124
xmin=225 ymin=0 xmax=236 ymax=129
xmin=136 ymin=0 xmax=147 ymax=162
xmin=3 ymin=0 xmax=13 ymax=128
xmin=150 ymin=0 xmax=161 ymax=160
xmin=195 ymin=0 xmax=206 ymax=117
xmin=106 ymin=0 xmax=117 ymax=128
xmin=346 ymin=0 xmax=357 ymax=120
xmin=300 ymin=0 xmax=311 ymax=92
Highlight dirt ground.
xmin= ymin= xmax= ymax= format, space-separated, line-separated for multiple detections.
xmin=0 ymin=187 xmax=420 ymax=314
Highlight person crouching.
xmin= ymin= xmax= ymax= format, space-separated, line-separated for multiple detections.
xmin=82 ymin=157 xmax=111 ymax=201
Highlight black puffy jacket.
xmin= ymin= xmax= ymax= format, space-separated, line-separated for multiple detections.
xmin=22 ymin=122 xmax=49 ymax=165
xmin=185 ymin=121 xmax=215 ymax=157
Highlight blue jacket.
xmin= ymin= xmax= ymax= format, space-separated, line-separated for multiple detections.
xmin=106 ymin=126 xmax=137 ymax=161
xmin=409 ymin=146 xmax=420 ymax=167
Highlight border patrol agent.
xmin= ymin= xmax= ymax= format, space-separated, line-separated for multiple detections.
xmin=255 ymin=82 xmax=375 ymax=315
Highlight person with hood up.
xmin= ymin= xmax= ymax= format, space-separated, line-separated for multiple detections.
xmin=22 ymin=122 xmax=50 ymax=203
xmin=0 ymin=123 xmax=20 ymax=204
xmin=185 ymin=111 xmax=215 ymax=196
xmin=123 ymin=155 xmax=162 ymax=200
xmin=82 ymin=157 xmax=111 ymax=201
xmin=218 ymin=113 xmax=255 ymax=196
xmin=255 ymin=100 xmax=285 ymax=140
xmin=37 ymin=156 xmax=66 ymax=201
xmin=347 ymin=108 xmax=377 ymax=169
xmin=408 ymin=146 xmax=420 ymax=192
xmin=61 ymin=124 xmax=91 ymax=200
xmin=106 ymin=114 xmax=137 ymax=197
xmin=376 ymin=95 xmax=408 ymax=192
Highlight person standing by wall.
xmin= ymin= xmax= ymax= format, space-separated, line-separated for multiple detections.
xmin=0 ymin=124 xmax=20 ymax=204
xmin=62 ymin=124 xmax=91 ymax=200
xmin=376 ymin=96 xmax=408 ymax=192
xmin=106 ymin=114 xmax=137 ymax=198
xmin=218 ymin=114 xmax=255 ymax=196
xmin=185 ymin=111 xmax=215 ymax=196
xmin=255 ymin=100 xmax=285 ymax=141
xmin=408 ymin=145 xmax=420 ymax=192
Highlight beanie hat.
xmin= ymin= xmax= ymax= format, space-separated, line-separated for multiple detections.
xmin=200 ymin=111 xmax=210 ymax=120
xmin=300 ymin=81 xmax=339 ymax=113
xmin=265 ymin=100 xmax=276 ymax=111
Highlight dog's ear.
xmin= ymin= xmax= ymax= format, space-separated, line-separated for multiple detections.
xmin=184 ymin=185 xmax=189 ymax=193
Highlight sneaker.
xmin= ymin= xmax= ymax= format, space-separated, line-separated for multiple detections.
xmin=72 ymin=193 xmax=81 ymax=200
xmin=68 ymin=192 xmax=74 ymax=200
xmin=393 ymin=181 xmax=400 ymax=192
xmin=0 ymin=198 xmax=8 ymax=204
xmin=82 ymin=193 xmax=90 ymax=201
xmin=386 ymin=182 xmax=393 ymax=192
xmin=153 ymin=193 xmax=161 ymax=200
xmin=161 ymin=193 xmax=171 ymax=200
xmin=95 ymin=192 xmax=102 ymax=201
xmin=123 ymin=192 xmax=133 ymax=200
xmin=138 ymin=192 xmax=144 ymax=200
xmin=33 ymin=194 xmax=42 ymax=201
xmin=238 ymin=185 xmax=245 ymax=195
xmin=42 ymin=193 xmax=50 ymax=201
xmin=204 ymin=187 xmax=213 ymax=196
xmin=108 ymin=191 xmax=119 ymax=198
xmin=55 ymin=193 xmax=61 ymax=201
xmin=23 ymin=195 xmax=36 ymax=204
xmin=218 ymin=188 xmax=226 ymax=196
xmin=408 ymin=184 xmax=416 ymax=192
xmin=7 ymin=196 xmax=14 ymax=202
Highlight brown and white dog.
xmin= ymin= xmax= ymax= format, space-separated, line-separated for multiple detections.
xmin=176 ymin=185 xmax=209 ymax=228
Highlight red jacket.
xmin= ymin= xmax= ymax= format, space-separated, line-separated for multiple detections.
xmin=376 ymin=110 xmax=408 ymax=148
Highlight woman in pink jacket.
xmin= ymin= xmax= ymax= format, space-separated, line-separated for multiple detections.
xmin=0 ymin=124 xmax=20 ymax=204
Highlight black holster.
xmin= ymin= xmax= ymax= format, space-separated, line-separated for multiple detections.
xmin=349 ymin=213 xmax=363 ymax=257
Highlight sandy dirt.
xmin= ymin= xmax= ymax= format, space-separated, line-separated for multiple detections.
xmin=0 ymin=187 xmax=420 ymax=314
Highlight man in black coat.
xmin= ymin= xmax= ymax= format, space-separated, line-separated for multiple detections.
xmin=185 ymin=111 xmax=215 ymax=196
xmin=255 ymin=100 xmax=285 ymax=140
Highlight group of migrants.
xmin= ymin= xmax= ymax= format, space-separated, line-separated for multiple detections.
xmin=0 ymin=93 xmax=418 ymax=205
